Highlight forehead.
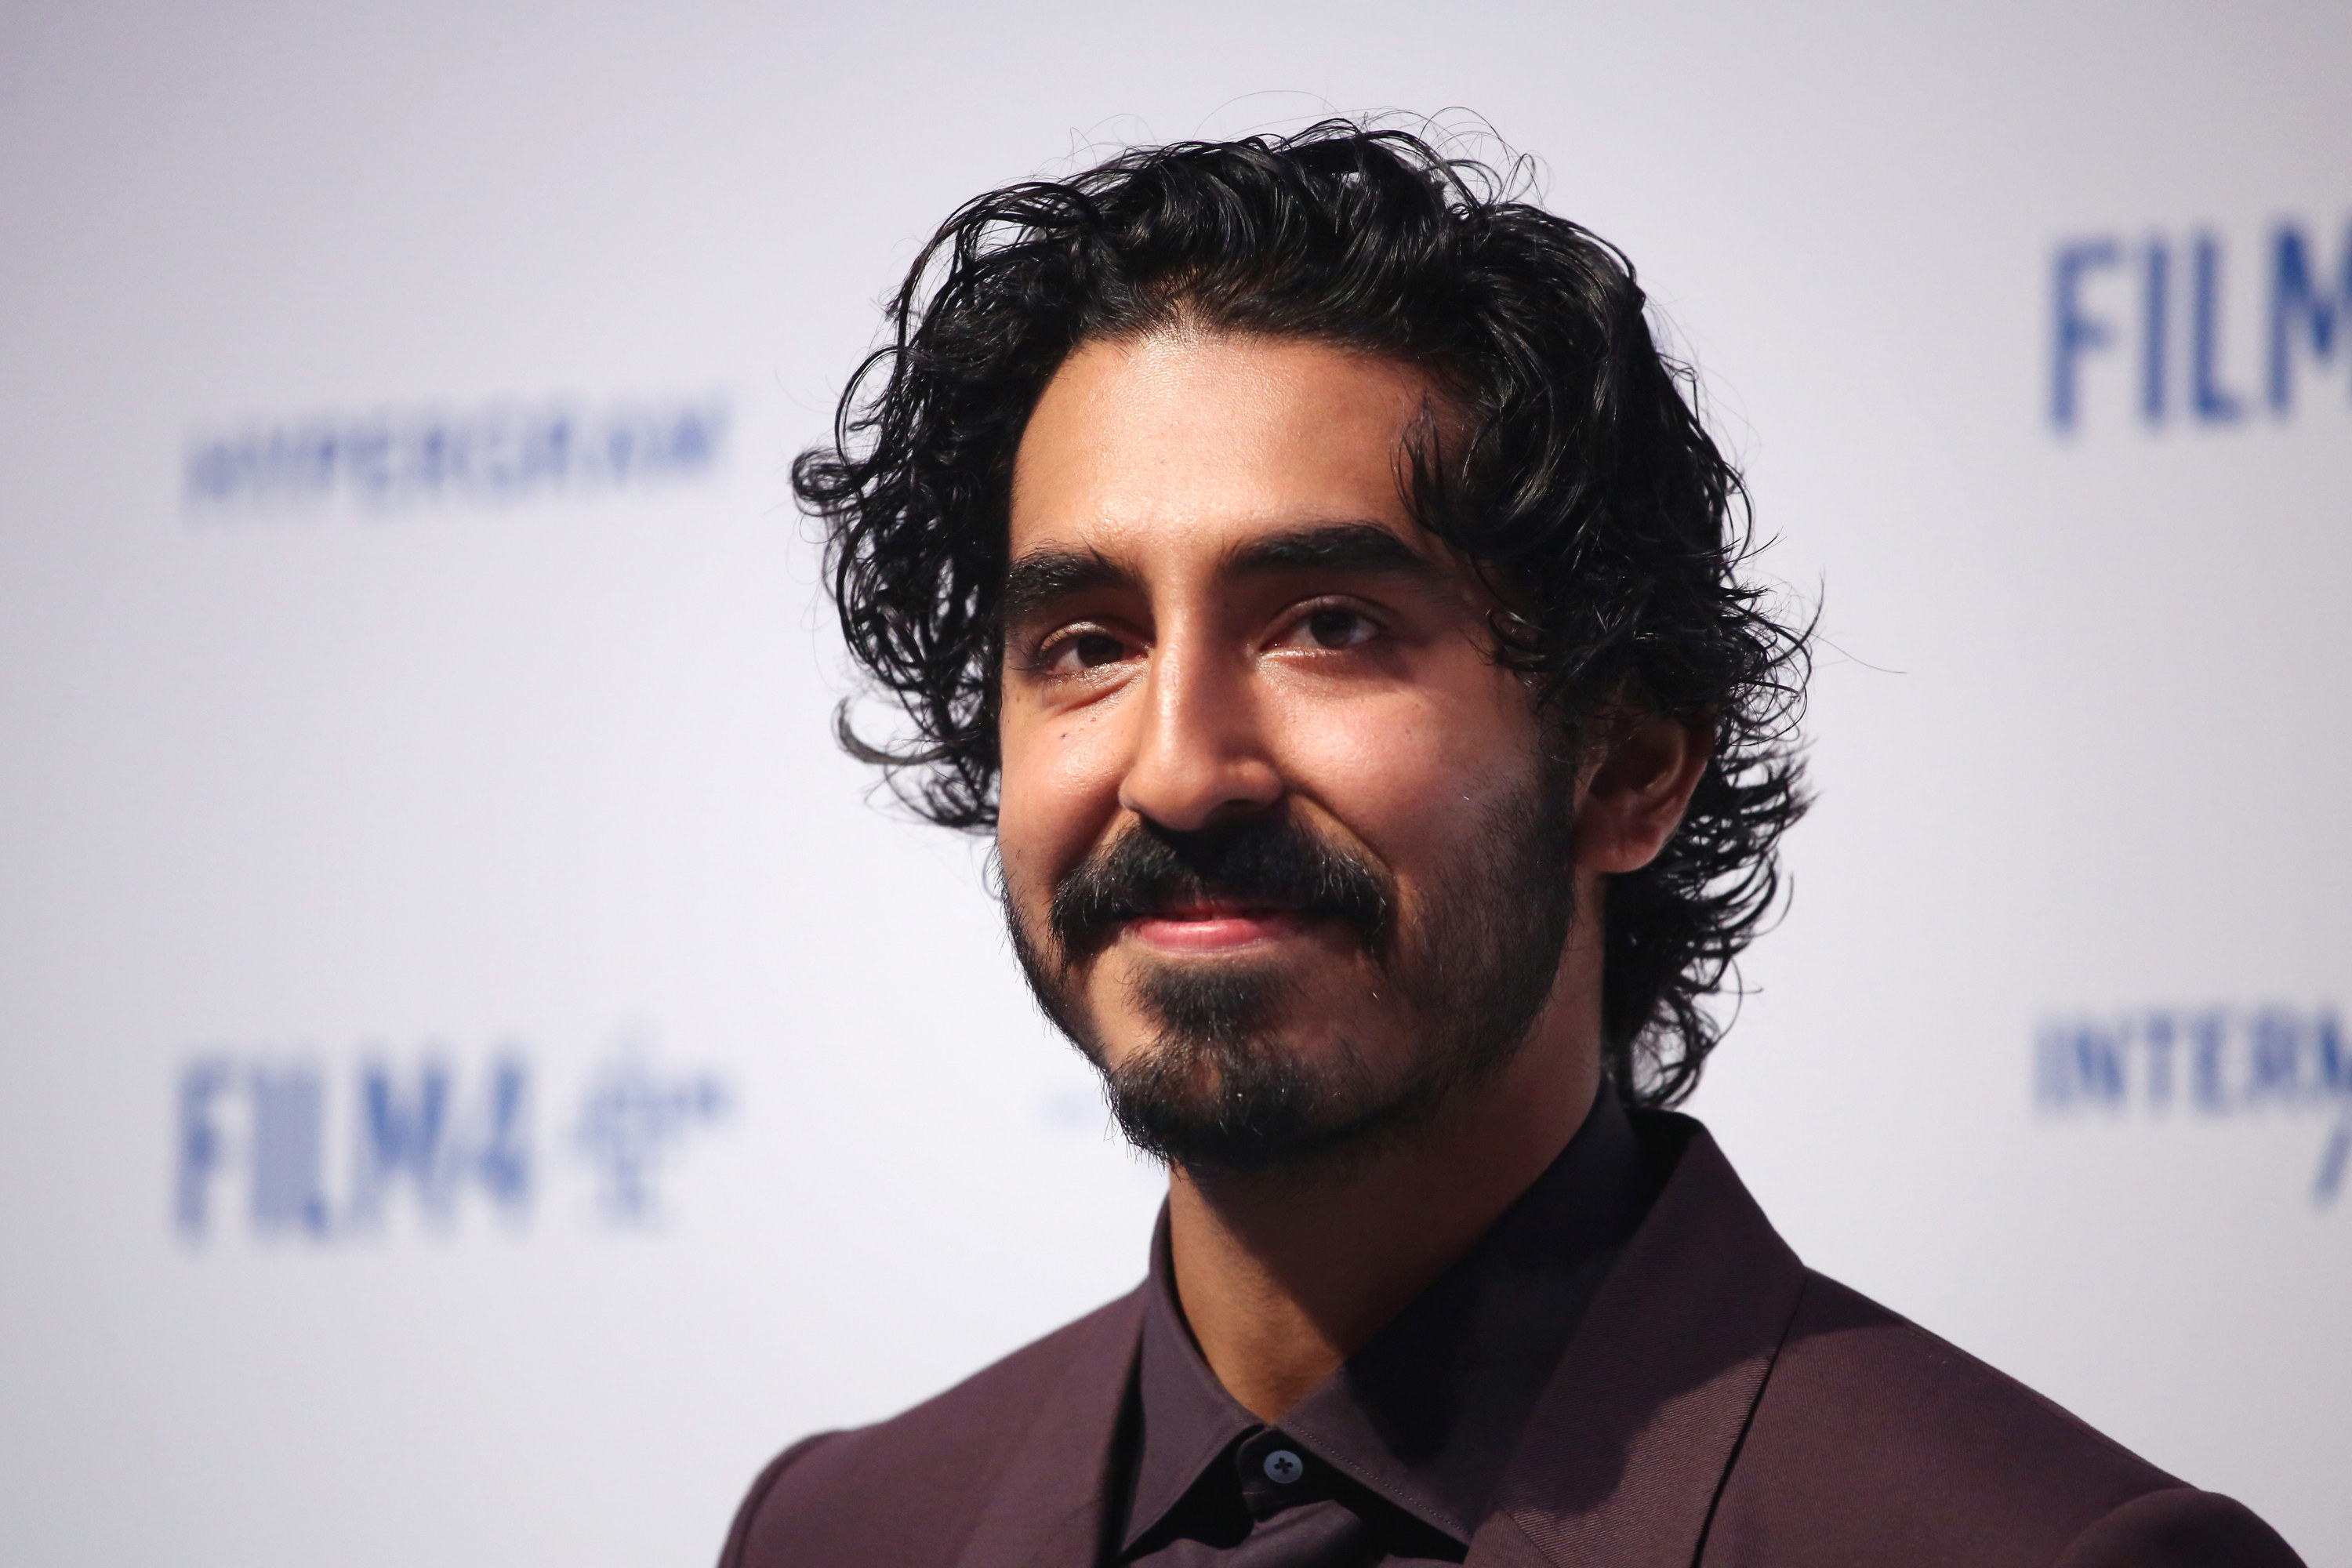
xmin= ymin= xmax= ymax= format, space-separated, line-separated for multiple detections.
xmin=1008 ymin=330 xmax=1439 ymax=567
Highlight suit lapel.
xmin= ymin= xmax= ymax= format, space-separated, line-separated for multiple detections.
xmin=1468 ymin=1118 xmax=1807 ymax=1568
xmin=951 ymin=1286 xmax=1146 ymax=1568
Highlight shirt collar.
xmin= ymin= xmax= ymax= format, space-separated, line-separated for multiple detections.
xmin=1120 ymin=1084 xmax=1653 ymax=1554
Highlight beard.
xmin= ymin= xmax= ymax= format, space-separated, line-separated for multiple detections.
xmin=1003 ymin=769 xmax=1577 ymax=1175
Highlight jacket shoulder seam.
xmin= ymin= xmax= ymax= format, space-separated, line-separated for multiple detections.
xmin=716 ymin=1430 xmax=841 ymax=1568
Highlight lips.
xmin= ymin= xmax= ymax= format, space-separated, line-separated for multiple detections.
xmin=1127 ymin=902 xmax=1310 ymax=953
xmin=1149 ymin=898 xmax=1287 ymax=923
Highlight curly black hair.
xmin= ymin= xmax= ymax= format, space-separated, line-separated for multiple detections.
xmin=795 ymin=118 xmax=1808 ymax=1109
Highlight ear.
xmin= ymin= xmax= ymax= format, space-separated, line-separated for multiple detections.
xmin=1572 ymin=715 xmax=1712 ymax=875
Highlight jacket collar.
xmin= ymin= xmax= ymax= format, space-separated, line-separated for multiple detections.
xmin=1467 ymin=1113 xmax=1807 ymax=1568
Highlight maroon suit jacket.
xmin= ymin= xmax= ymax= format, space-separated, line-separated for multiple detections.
xmin=723 ymin=1116 xmax=2302 ymax=1567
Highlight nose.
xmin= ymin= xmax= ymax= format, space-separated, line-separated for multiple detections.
xmin=1116 ymin=638 xmax=1283 ymax=833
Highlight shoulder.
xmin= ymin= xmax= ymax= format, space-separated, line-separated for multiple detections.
xmin=718 ymin=1288 xmax=1144 ymax=1568
xmin=1707 ymin=1270 xmax=2302 ymax=1566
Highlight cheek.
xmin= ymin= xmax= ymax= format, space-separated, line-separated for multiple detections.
xmin=996 ymin=699 xmax=1131 ymax=893
xmin=1271 ymin=666 xmax=1538 ymax=843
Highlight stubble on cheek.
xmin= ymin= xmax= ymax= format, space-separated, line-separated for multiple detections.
xmin=1005 ymin=879 xmax=1152 ymax=1074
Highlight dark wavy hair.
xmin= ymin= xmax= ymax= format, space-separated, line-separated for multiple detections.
xmin=795 ymin=119 xmax=1808 ymax=1108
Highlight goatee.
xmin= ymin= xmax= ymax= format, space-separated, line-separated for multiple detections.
xmin=1004 ymin=775 xmax=1576 ymax=1175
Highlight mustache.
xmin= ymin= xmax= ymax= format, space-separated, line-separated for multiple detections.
xmin=1047 ymin=813 xmax=1396 ymax=959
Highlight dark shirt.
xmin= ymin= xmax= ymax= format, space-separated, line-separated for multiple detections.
xmin=1116 ymin=1087 xmax=1657 ymax=1566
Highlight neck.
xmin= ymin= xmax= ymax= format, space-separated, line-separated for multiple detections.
xmin=1163 ymin=942 xmax=1603 ymax=1423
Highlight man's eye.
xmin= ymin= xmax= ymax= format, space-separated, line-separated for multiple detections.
xmin=1301 ymin=607 xmax=1375 ymax=650
xmin=1051 ymin=631 xmax=1127 ymax=670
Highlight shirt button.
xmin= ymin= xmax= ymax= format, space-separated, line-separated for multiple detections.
xmin=1261 ymin=1448 xmax=1305 ymax=1485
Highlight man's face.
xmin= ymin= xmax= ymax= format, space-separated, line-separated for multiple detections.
xmin=996 ymin=329 xmax=1579 ymax=1171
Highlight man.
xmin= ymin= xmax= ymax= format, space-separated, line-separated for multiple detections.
xmin=724 ymin=123 xmax=2299 ymax=1566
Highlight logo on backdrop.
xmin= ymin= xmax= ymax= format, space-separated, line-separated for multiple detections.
xmin=183 ymin=394 xmax=727 ymax=515
xmin=173 ymin=1035 xmax=733 ymax=1243
xmin=2035 ymin=1004 xmax=2350 ymax=1205
xmin=2049 ymin=216 xmax=2350 ymax=433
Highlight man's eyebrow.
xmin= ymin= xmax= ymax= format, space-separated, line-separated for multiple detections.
xmin=1221 ymin=521 xmax=1443 ymax=583
xmin=999 ymin=522 xmax=1440 ymax=627
xmin=1000 ymin=547 xmax=1137 ymax=626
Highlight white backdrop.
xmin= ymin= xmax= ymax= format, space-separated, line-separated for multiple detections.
xmin=2 ymin=2 xmax=2346 ymax=1563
